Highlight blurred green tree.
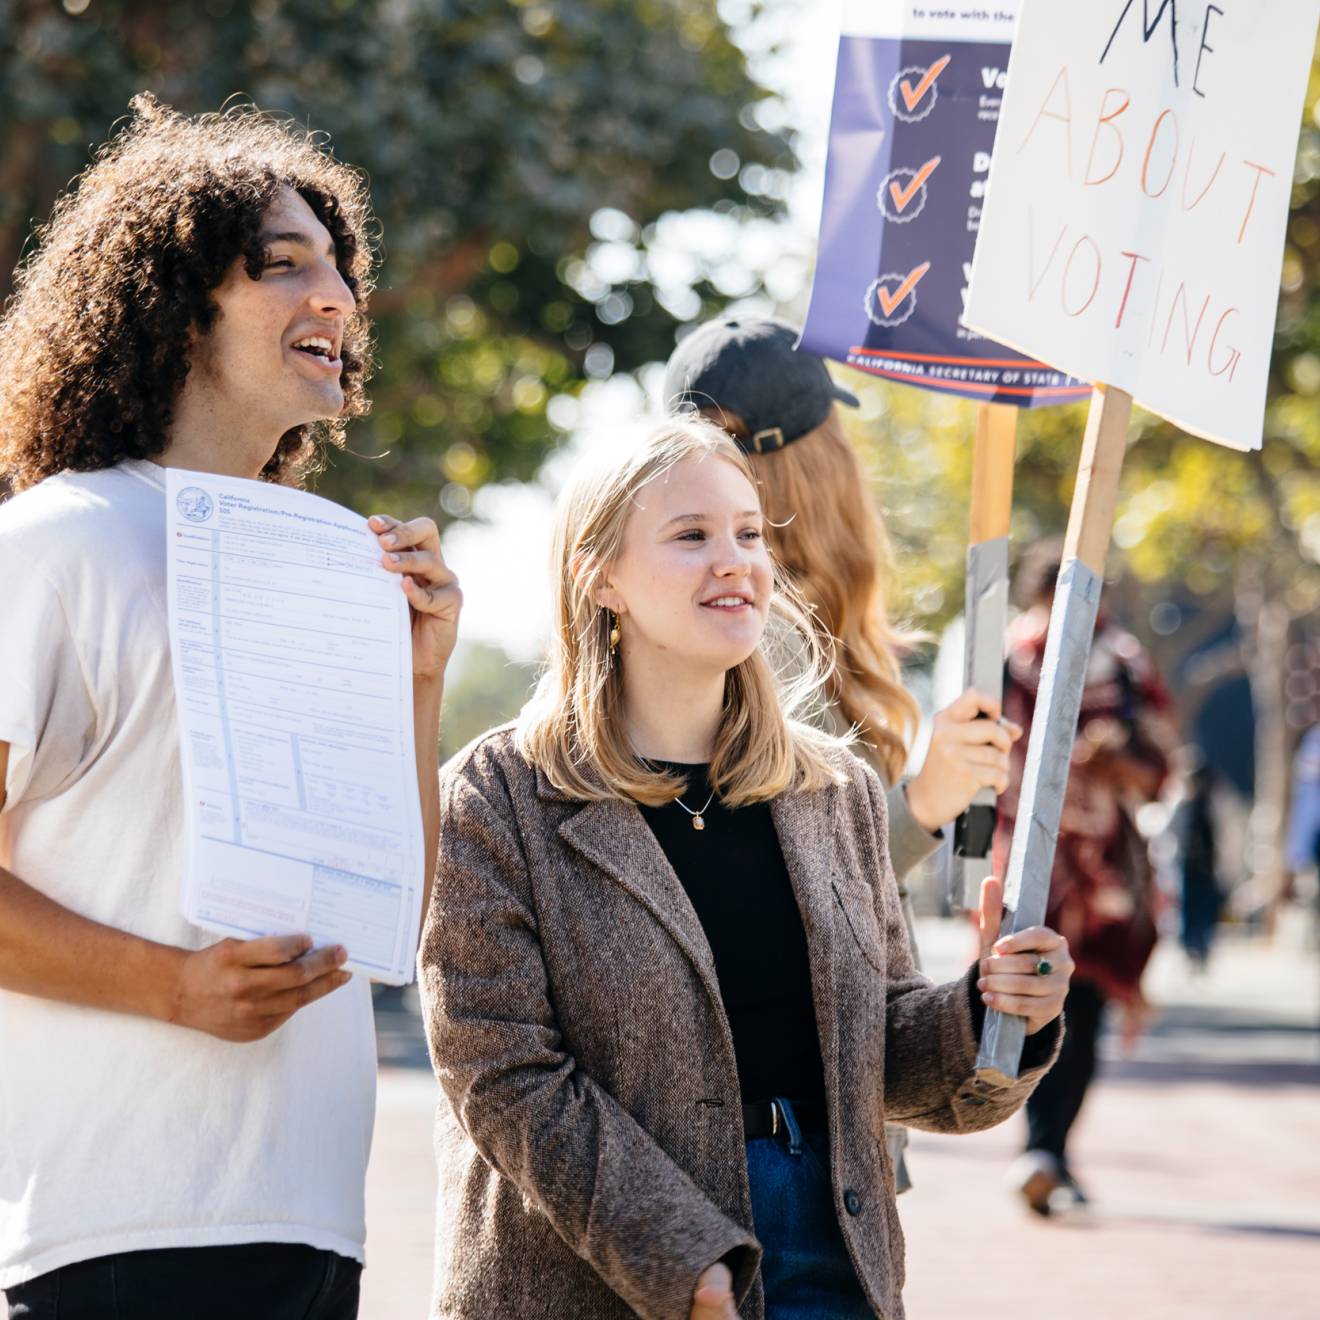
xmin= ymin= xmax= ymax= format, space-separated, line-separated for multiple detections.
xmin=0 ymin=0 xmax=792 ymax=510
xmin=439 ymin=641 xmax=538 ymax=759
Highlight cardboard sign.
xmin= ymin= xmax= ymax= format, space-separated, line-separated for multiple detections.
xmin=965 ymin=0 xmax=1320 ymax=451
xmin=799 ymin=0 xmax=1090 ymax=407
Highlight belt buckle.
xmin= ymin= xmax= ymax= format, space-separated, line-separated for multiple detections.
xmin=770 ymin=1099 xmax=781 ymax=1139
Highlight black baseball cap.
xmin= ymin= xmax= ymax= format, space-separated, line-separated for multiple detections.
xmin=662 ymin=317 xmax=860 ymax=454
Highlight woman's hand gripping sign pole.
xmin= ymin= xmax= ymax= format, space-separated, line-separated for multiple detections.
xmin=962 ymin=0 xmax=1319 ymax=1082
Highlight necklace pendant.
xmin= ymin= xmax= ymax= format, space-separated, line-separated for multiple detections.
xmin=692 ymin=814 xmax=705 ymax=831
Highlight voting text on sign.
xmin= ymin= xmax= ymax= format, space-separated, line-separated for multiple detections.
xmin=964 ymin=0 xmax=1320 ymax=451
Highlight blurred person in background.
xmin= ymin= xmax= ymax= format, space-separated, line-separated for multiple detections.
xmin=1173 ymin=755 xmax=1223 ymax=971
xmin=995 ymin=539 xmax=1176 ymax=1216
xmin=663 ymin=316 xmax=1022 ymax=1195
xmin=1286 ymin=723 xmax=1320 ymax=884
xmin=420 ymin=416 xmax=1070 ymax=1320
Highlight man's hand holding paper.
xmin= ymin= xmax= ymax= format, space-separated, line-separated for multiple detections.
xmin=166 ymin=470 xmax=449 ymax=985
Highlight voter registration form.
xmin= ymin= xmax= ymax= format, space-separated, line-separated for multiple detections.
xmin=166 ymin=469 xmax=424 ymax=984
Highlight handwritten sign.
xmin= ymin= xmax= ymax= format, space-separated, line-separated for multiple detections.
xmin=799 ymin=1 xmax=1090 ymax=406
xmin=965 ymin=0 xmax=1320 ymax=451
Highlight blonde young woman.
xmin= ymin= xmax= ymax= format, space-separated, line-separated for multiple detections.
xmin=663 ymin=317 xmax=1023 ymax=1193
xmin=663 ymin=318 xmax=1018 ymax=875
xmin=420 ymin=416 xmax=1070 ymax=1320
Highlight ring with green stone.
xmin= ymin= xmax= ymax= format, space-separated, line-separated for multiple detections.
xmin=1034 ymin=959 xmax=1054 ymax=977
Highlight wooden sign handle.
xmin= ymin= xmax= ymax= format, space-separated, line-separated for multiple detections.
xmin=953 ymin=401 xmax=1019 ymax=909
xmin=969 ymin=401 xmax=1017 ymax=543
xmin=1063 ymin=384 xmax=1132 ymax=574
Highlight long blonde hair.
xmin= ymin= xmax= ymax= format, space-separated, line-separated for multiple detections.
xmin=704 ymin=405 xmax=919 ymax=784
xmin=516 ymin=414 xmax=849 ymax=807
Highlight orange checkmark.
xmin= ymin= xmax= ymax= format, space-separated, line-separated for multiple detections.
xmin=899 ymin=55 xmax=952 ymax=113
xmin=889 ymin=156 xmax=942 ymax=212
xmin=875 ymin=262 xmax=932 ymax=318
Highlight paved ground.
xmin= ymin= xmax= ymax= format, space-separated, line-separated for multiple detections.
xmin=893 ymin=912 xmax=1320 ymax=1320
xmin=9 ymin=916 xmax=1307 ymax=1316
xmin=362 ymin=908 xmax=1320 ymax=1319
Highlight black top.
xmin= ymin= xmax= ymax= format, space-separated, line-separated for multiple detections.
xmin=638 ymin=763 xmax=826 ymax=1107
xmin=637 ymin=763 xmax=1055 ymax=1109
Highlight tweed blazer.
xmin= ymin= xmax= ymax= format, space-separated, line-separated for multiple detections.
xmin=420 ymin=726 xmax=1059 ymax=1320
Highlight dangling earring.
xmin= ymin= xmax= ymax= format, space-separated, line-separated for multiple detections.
xmin=608 ymin=611 xmax=621 ymax=652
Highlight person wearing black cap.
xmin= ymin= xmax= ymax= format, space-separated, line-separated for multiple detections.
xmin=665 ymin=316 xmax=1022 ymax=1194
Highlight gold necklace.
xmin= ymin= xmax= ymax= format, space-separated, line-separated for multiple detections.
xmin=638 ymin=755 xmax=716 ymax=831
xmin=672 ymin=788 xmax=716 ymax=831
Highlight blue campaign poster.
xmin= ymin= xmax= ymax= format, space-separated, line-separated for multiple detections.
xmin=799 ymin=2 xmax=1089 ymax=408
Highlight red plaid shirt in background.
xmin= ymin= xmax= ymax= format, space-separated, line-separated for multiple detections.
xmin=992 ymin=609 xmax=1177 ymax=1003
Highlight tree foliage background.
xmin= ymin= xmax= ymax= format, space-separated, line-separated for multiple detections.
xmin=5 ymin=1 xmax=1318 ymax=900
xmin=0 ymin=0 xmax=791 ymax=512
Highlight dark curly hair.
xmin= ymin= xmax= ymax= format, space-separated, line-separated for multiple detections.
xmin=0 ymin=94 xmax=378 ymax=492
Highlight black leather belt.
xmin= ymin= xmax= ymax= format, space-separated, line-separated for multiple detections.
xmin=741 ymin=1098 xmax=827 ymax=1140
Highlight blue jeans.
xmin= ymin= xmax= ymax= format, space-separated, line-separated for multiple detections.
xmin=746 ymin=1099 xmax=875 ymax=1319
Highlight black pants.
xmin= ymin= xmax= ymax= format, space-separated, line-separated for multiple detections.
xmin=5 ymin=1243 xmax=360 ymax=1320
xmin=1024 ymin=978 xmax=1106 ymax=1169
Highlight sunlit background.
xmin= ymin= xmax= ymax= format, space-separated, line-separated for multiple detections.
xmin=5 ymin=5 xmax=1320 ymax=1318
xmin=5 ymin=0 xmax=1319 ymax=911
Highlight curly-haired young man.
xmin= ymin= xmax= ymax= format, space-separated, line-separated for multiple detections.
xmin=0 ymin=97 xmax=460 ymax=1318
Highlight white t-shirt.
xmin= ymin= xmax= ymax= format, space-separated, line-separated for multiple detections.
xmin=0 ymin=460 xmax=377 ymax=1289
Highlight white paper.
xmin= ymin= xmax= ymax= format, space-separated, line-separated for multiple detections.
xmin=965 ymin=0 xmax=1319 ymax=451
xmin=166 ymin=469 xmax=423 ymax=985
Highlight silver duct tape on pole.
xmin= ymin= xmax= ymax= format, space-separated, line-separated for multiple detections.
xmin=975 ymin=557 xmax=1104 ymax=1085
xmin=951 ymin=535 xmax=1009 ymax=910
